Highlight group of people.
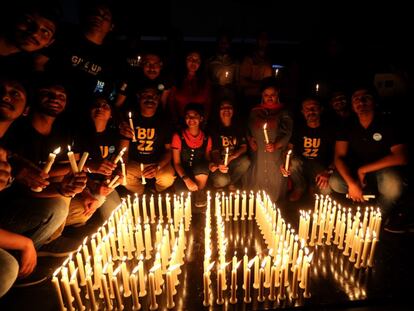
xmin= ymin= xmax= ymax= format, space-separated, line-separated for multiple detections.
xmin=0 ymin=0 xmax=410 ymax=299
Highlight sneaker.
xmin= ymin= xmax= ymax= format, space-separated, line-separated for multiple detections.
xmin=37 ymin=236 xmax=82 ymax=257
xmin=194 ymin=190 xmax=207 ymax=207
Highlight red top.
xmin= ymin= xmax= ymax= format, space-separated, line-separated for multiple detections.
xmin=171 ymin=129 xmax=212 ymax=152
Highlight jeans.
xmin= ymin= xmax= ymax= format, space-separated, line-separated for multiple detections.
xmin=0 ymin=248 xmax=18 ymax=298
xmin=211 ymin=155 xmax=251 ymax=188
xmin=289 ymin=158 xmax=331 ymax=195
xmin=329 ymin=167 xmax=404 ymax=215
xmin=0 ymin=190 xmax=68 ymax=249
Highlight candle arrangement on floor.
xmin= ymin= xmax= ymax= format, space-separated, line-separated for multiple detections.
xmin=52 ymin=192 xmax=192 ymax=310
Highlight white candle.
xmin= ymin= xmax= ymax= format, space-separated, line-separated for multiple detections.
xmin=120 ymin=158 xmax=127 ymax=185
xmin=51 ymin=269 xmax=66 ymax=311
xmin=128 ymin=112 xmax=137 ymax=142
xmin=368 ymin=233 xmax=378 ymax=267
xmin=130 ymin=267 xmax=141 ymax=311
xmin=78 ymin=152 xmax=89 ymax=172
xmin=148 ymin=272 xmax=158 ymax=310
xmin=121 ymin=259 xmax=131 ymax=297
xmin=32 ymin=147 xmax=61 ymax=192
xmin=113 ymin=147 xmax=126 ymax=164
xmin=70 ymin=271 xmax=85 ymax=311
xmin=140 ymin=163 xmax=147 ymax=185
xmin=224 ymin=147 xmax=229 ymax=166
xmin=67 ymin=145 xmax=79 ymax=173
xmin=284 ymin=149 xmax=292 ymax=172
xmin=315 ymin=83 xmax=319 ymax=93
xmin=263 ymin=123 xmax=269 ymax=144
xmin=111 ymin=267 xmax=124 ymax=311
xmin=101 ymin=274 xmax=113 ymax=310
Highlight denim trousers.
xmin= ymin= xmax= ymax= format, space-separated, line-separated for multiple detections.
xmin=210 ymin=155 xmax=251 ymax=188
xmin=0 ymin=248 xmax=19 ymax=298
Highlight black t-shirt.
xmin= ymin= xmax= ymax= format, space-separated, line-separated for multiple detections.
xmin=128 ymin=113 xmax=172 ymax=164
xmin=291 ymin=122 xmax=335 ymax=167
xmin=75 ymin=124 xmax=119 ymax=161
xmin=3 ymin=118 xmax=73 ymax=167
xmin=336 ymin=114 xmax=405 ymax=167
xmin=0 ymin=52 xmax=35 ymax=77
xmin=211 ymin=124 xmax=247 ymax=158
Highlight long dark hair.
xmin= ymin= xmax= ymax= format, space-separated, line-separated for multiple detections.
xmin=174 ymin=49 xmax=208 ymax=90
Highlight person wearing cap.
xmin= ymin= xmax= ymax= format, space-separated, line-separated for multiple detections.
xmin=171 ymin=103 xmax=212 ymax=207
xmin=247 ymin=77 xmax=293 ymax=202
xmin=119 ymin=83 xmax=175 ymax=195
xmin=329 ymin=86 xmax=408 ymax=223
xmin=209 ymin=98 xmax=250 ymax=191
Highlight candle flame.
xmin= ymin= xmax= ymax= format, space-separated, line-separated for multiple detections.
xmin=206 ymin=261 xmax=215 ymax=272
xmin=248 ymin=258 xmax=256 ymax=268
xmin=235 ymin=260 xmax=242 ymax=270
xmin=62 ymin=257 xmax=70 ymax=267
xmin=168 ymin=264 xmax=180 ymax=272
xmin=150 ymin=264 xmax=161 ymax=272
xmin=70 ymin=268 xmax=78 ymax=281
xmin=132 ymin=265 xmax=139 ymax=274
xmin=67 ymin=145 xmax=71 ymax=152
xmin=53 ymin=147 xmax=61 ymax=154
xmin=53 ymin=267 xmax=62 ymax=277
xmin=129 ymin=111 xmax=132 ymax=118
xmin=121 ymin=147 xmax=127 ymax=153
xmin=263 ymin=123 xmax=267 ymax=130
xmin=261 ymin=258 xmax=267 ymax=269
xmin=287 ymin=149 xmax=292 ymax=155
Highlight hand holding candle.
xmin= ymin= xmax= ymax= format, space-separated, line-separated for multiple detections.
xmin=32 ymin=147 xmax=61 ymax=192
xmin=224 ymin=147 xmax=229 ymax=166
xmin=263 ymin=123 xmax=269 ymax=144
xmin=67 ymin=145 xmax=79 ymax=174
xmin=284 ymin=149 xmax=292 ymax=172
xmin=113 ymin=147 xmax=126 ymax=164
xmin=140 ymin=163 xmax=146 ymax=185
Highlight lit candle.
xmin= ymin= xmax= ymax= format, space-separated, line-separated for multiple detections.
xmin=75 ymin=252 xmax=86 ymax=286
xmin=113 ymin=147 xmax=126 ymax=164
xmin=128 ymin=112 xmax=137 ymax=142
xmin=137 ymin=259 xmax=146 ymax=297
xmin=203 ymin=261 xmax=215 ymax=307
xmin=111 ymin=266 xmax=124 ymax=311
xmin=149 ymin=195 xmax=155 ymax=224
xmin=244 ymin=258 xmax=255 ymax=303
xmin=368 ymin=232 xmax=377 ymax=267
xmin=224 ymin=147 xmax=229 ymax=166
xmin=225 ymin=71 xmax=229 ymax=78
xmin=284 ymin=149 xmax=292 ymax=172
xmin=77 ymin=152 xmax=89 ymax=172
xmin=303 ymin=258 xmax=311 ymax=298
xmin=121 ymin=258 xmax=131 ymax=297
xmin=148 ymin=271 xmax=158 ymax=310
xmin=257 ymin=259 xmax=266 ymax=302
xmin=230 ymin=260 xmax=241 ymax=304
xmin=32 ymin=147 xmax=61 ymax=192
xmin=275 ymin=68 xmax=279 ymax=77
xmin=290 ymin=259 xmax=299 ymax=299
xmin=101 ymin=265 xmax=113 ymax=310
xmin=315 ymin=83 xmax=319 ymax=93
xmin=158 ymin=195 xmax=163 ymax=223
xmin=263 ymin=123 xmax=270 ymax=144
xmin=51 ymin=269 xmax=66 ymax=311
xmin=86 ymin=272 xmax=97 ymax=311
xmin=67 ymin=145 xmax=79 ymax=173
xmin=166 ymin=268 xmax=175 ymax=309
xmin=140 ymin=163 xmax=147 ymax=185
xmin=70 ymin=270 xmax=85 ymax=311
xmin=166 ymin=194 xmax=172 ymax=221
xmin=120 ymin=158 xmax=127 ymax=185
xmin=216 ymin=264 xmax=224 ymax=305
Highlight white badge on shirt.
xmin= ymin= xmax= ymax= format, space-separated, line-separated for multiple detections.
xmin=373 ymin=133 xmax=382 ymax=141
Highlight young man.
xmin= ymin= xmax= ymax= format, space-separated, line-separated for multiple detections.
xmin=329 ymin=86 xmax=408 ymax=220
xmin=285 ymin=97 xmax=335 ymax=201
xmin=120 ymin=82 xmax=175 ymax=195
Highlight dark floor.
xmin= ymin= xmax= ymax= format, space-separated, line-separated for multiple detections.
xmin=1 ymin=188 xmax=414 ymax=311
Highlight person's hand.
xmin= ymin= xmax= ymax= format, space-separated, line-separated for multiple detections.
xmin=96 ymin=182 xmax=114 ymax=197
xmin=82 ymin=194 xmax=100 ymax=217
xmin=315 ymin=171 xmax=330 ymax=189
xmin=357 ymin=167 xmax=367 ymax=187
xmin=19 ymin=238 xmax=37 ymax=278
xmin=15 ymin=165 xmax=50 ymax=190
xmin=249 ymin=138 xmax=258 ymax=152
xmin=184 ymin=178 xmax=198 ymax=192
xmin=0 ymin=147 xmax=12 ymax=191
xmin=280 ymin=164 xmax=290 ymax=177
xmin=218 ymin=164 xmax=229 ymax=173
xmin=60 ymin=172 xmax=87 ymax=197
xmin=209 ymin=163 xmax=219 ymax=173
xmin=119 ymin=121 xmax=134 ymax=139
xmin=87 ymin=159 xmax=117 ymax=176
xmin=347 ymin=181 xmax=364 ymax=202
xmin=265 ymin=142 xmax=275 ymax=153
xmin=142 ymin=164 xmax=157 ymax=179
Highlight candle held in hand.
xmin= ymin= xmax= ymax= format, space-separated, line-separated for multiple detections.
xmin=67 ymin=145 xmax=79 ymax=173
xmin=224 ymin=147 xmax=229 ymax=166
xmin=32 ymin=147 xmax=61 ymax=192
xmin=128 ymin=112 xmax=137 ymax=142
xmin=263 ymin=123 xmax=270 ymax=144
xmin=284 ymin=149 xmax=292 ymax=172
xmin=140 ymin=163 xmax=146 ymax=185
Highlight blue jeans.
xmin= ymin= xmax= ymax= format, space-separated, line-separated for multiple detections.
xmin=329 ymin=167 xmax=404 ymax=215
xmin=211 ymin=155 xmax=251 ymax=188
xmin=0 ymin=248 xmax=18 ymax=298
xmin=0 ymin=190 xmax=68 ymax=249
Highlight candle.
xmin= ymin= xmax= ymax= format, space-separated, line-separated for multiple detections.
xmin=253 ymin=254 xmax=259 ymax=289
xmin=361 ymin=231 xmax=372 ymax=267
xmin=224 ymin=147 xmax=229 ymax=166
xmin=32 ymin=147 xmax=61 ymax=192
xmin=368 ymin=233 xmax=378 ymax=267
xmin=113 ymin=147 xmax=126 ymax=164
xmin=268 ymin=264 xmax=277 ymax=301
xmin=112 ymin=266 xmax=124 ymax=311
xmin=128 ymin=112 xmax=137 ymax=142
xmin=101 ymin=274 xmax=113 ymax=310
xmin=257 ymin=261 xmax=265 ymax=302
xmin=244 ymin=258 xmax=255 ymax=303
xmin=284 ymin=149 xmax=292 ymax=172
xmin=230 ymin=260 xmax=241 ymax=304
xmin=303 ymin=259 xmax=311 ymax=298
xmin=120 ymin=158 xmax=127 ymax=185
xmin=78 ymin=152 xmax=89 ymax=172
xmin=166 ymin=270 xmax=175 ymax=309
xmin=216 ymin=265 xmax=224 ymax=305
xmin=108 ymin=175 xmax=120 ymax=188
xmin=315 ymin=83 xmax=319 ymax=93
xmin=52 ymin=269 xmax=66 ymax=311
xmin=290 ymin=260 xmax=299 ymax=299
xmin=140 ymin=163 xmax=147 ymax=185
xmin=148 ymin=271 xmax=158 ymax=310
xmin=263 ymin=123 xmax=270 ymax=144
xmin=121 ymin=259 xmax=131 ymax=297
xmin=75 ymin=252 xmax=86 ymax=286
xmin=130 ymin=267 xmax=141 ymax=311
xmin=225 ymin=71 xmax=229 ymax=78
xmin=149 ymin=195 xmax=155 ymax=223
xmin=86 ymin=273 xmax=97 ymax=311
xmin=67 ymin=145 xmax=79 ymax=173
xmin=70 ymin=271 xmax=85 ymax=311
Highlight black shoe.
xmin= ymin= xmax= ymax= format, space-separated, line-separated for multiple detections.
xmin=194 ymin=190 xmax=207 ymax=207
xmin=13 ymin=267 xmax=49 ymax=288
xmin=37 ymin=236 xmax=82 ymax=258
xmin=384 ymin=213 xmax=408 ymax=234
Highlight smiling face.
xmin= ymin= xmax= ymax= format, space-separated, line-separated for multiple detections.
xmin=37 ymin=85 xmax=67 ymax=117
xmin=0 ymin=80 xmax=27 ymax=121
xmin=219 ymin=101 xmax=234 ymax=122
xmin=185 ymin=109 xmax=203 ymax=129
xmin=14 ymin=12 xmax=56 ymax=52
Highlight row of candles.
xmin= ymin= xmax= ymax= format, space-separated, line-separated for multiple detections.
xmin=297 ymin=195 xmax=381 ymax=269
xmin=203 ymin=191 xmax=313 ymax=306
xmin=52 ymin=193 xmax=192 ymax=310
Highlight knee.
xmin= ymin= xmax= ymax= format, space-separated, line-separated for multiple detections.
xmin=237 ymin=156 xmax=251 ymax=172
xmin=329 ymin=172 xmax=347 ymax=194
xmin=42 ymin=197 xmax=69 ymax=224
xmin=212 ymin=172 xmax=230 ymax=188
xmin=0 ymin=250 xmax=19 ymax=298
